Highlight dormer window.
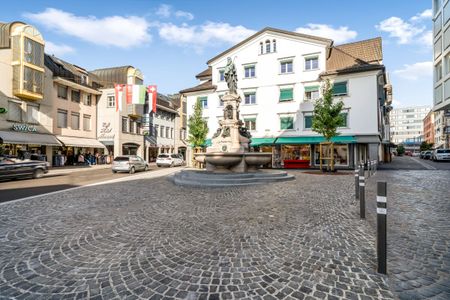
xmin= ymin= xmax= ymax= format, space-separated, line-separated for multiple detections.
xmin=265 ymin=40 xmax=271 ymax=53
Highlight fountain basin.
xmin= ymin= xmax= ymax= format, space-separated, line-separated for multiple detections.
xmin=244 ymin=153 xmax=272 ymax=167
xmin=203 ymin=153 xmax=243 ymax=167
xmin=193 ymin=153 xmax=205 ymax=163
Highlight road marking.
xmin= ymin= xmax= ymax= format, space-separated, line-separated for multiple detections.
xmin=0 ymin=167 xmax=183 ymax=206
xmin=411 ymin=157 xmax=437 ymax=170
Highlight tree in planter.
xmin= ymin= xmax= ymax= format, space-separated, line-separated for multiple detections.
xmin=187 ymin=99 xmax=209 ymax=166
xmin=311 ymin=79 xmax=345 ymax=172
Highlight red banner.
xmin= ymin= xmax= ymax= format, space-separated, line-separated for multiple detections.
xmin=114 ymin=84 xmax=124 ymax=112
xmin=147 ymin=85 xmax=157 ymax=113
xmin=125 ymin=84 xmax=133 ymax=104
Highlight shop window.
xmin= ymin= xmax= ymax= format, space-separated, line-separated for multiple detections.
xmin=280 ymin=60 xmax=293 ymax=74
xmin=57 ymin=85 xmax=68 ymax=99
xmin=280 ymin=88 xmax=294 ymax=102
xmin=71 ymin=90 xmax=81 ymax=103
xmin=27 ymin=104 xmax=39 ymax=124
xmin=280 ymin=116 xmax=294 ymax=130
xmin=8 ymin=101 xmax=22 ymax=122
xmin=244 ymin=93 xmax=256 ymax=104
xmin=304 ymin=115 xmax=313 ymax=129
xmin=83 ymin=114 xmax=91 ymax=131
xmin=244 ymin=118 xmax=256 ymax=131
xmin=282 ymin=145 xmax=311 ymax=161
xmin=314 ymin=144 xmax=349 ymax=166
xmin=304 ymin=86 xmax=320 ymax=101
xmin=57 ymin=109 xmax=68 ymax=128
xmin=107 ymin=95 xmax=115 ymax=108
xmin=332 ymin=81 xmax=348 ymax=96
xmin=122 ymin=117 xmax=128 ymax=132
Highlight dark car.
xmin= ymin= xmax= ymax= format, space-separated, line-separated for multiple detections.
xmin=423 ymin=151 xmax=433 ymax=160
xmin=0 ymin=157 xmax=49 ymax=180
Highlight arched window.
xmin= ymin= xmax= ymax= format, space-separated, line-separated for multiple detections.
xmin=260 ymin=42 xmax=263 ymax=54
xmin=273 ymin=39 xmax=277 ymax=52
xmin=265 ymin=40 xmax=271 ymax=53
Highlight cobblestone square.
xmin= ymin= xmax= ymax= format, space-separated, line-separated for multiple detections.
xmin=0 ymin=169 xmax=448 ymax=299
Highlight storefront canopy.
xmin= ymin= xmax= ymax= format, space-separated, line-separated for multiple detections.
xmin=0 ymin=130 xmax=62 ymax=146
xmin=275 ymin=135 xmax=357 ymax=145
xmin=56 ymin=136 xmax=106 ymax=148
xmin=250 ymin=138 xmax=276 ymax=146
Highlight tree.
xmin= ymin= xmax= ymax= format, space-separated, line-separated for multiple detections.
xmin=187 ymin=99 xmax=209 ymax=148
xmin=396 ymin=145 xmax=405 ymax=156
xmin=312 ymin=79 xmax=345 ymax=171
xmin=420 ymin=141 xmax=434 ymax=151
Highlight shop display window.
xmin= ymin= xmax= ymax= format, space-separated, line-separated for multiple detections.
xmin=314 ymin=144 xmax=348 ymax=166
xmin=281 ymin=145 xmax=311 ymax=161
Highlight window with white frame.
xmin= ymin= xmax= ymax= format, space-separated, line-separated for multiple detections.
xmin=305 ymin=56 xmax=319 ymax=70
xmin=280 ymin=116 xmax=294 ymax=130
xmin=83 ymin=114 xmax=91 ymax=131
xmin=57 ymin=85 xmax=68 ymax=99
xmin=218 ymin=94 xmax=224 ymax=106
xmin=122 ymin=117 xmax=128 ymax=132
xmin=244 ymin=92 xmax=256 ymax=104
xmin=219 ymin=69 xmax=225 ymax=81
xmin=84 ymin=94 xmax=92 ymax=106
xmin=198 ymin=96 xmax=208 ymax=108
xmin=332 ymin=81 xmax=348 ymax=96
xmin=71 ymin=90 xmax=80 ymax=103
xmin=26 ymin=104 xmax=39 ymax=124
xmin=272 ymin=39 xmax=277 ymax=52
xmin=436 ymin=61 xmax=443 ymax=82
xmin=244 ymin=65 xmax=256 ymax=78
xmin=57 ymin=109 xmax=68 ymax=128
xmin=260 ymin=42 xmax=263 ymax=54
xmin=303 ymin=114 xmax=313 ymax=129
xmin=107 ymin=95 xmax=115 ymax=108
xmin=304 ymin=86 xmax=320 ymax=101
xmin=280 ymin=60 xmax=293 ymax=74
xmin=244 ymin=118 xmax=256 ymax=131
xmin=71 ymin=112 xmax=80 ymax=130
xmin=129 ymin=120 xmax=135 ymax=134
xmin=161 ymin=126 xmax=165 ymax=137
xmin=8 ymin=101 xmax=22 ymax=122
xmin=265 ymin=40 xmax=271 ymax=53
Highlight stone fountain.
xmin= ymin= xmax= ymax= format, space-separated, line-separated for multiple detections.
xmin=172 ymin=57 xmax=294 ymax=186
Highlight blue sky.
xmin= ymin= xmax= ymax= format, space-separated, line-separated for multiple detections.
xmin=1 ymin=0 xmax=432 ymax=108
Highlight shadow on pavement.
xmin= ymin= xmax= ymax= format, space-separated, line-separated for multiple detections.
xmin=0 ymin=184 xmax=78 ymax=203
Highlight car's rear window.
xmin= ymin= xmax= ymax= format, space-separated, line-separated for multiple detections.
xmin=437 ymin=149 xmax=450 ymax=153
xmin=158 ymin=154 xmax=169 ymax=158
xmin=114 ymin=156 xmax=130 ymax=161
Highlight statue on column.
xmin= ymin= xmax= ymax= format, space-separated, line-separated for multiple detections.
xmin=224 ymin=57 xmax=237 ymax=94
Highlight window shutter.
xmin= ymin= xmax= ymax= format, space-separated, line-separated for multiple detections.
xmin=280 ymin=117 xmax=294 ymax=129
xmin=280 ymin=88 xmax=293 ymax=101
xmin=304 ymin=116 xmax=313 ymax=128
xmin=304 ymin=86 xmax=319 ymax=92
xmin=332 ymin=82 xmax=347 ymax=95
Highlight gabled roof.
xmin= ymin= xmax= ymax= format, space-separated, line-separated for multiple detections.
xmin=179 ymin=80 xmax=217 ymax=94
xmin=196 ymin=67 xmax=212 ymax=79
xmin=207 ymin=27 xmax=333 ymax=65
xmin=323 ymin=37 xmax=383 ymax=76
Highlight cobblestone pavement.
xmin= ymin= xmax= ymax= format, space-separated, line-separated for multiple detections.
xmin=0 ymin=170 xmax=397 ymax=299
xmin=365 ymin=170 xmax=450 ymax=300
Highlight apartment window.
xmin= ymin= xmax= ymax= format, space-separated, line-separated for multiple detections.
xmin=154 ymin=125 xmax=159 ymax=136
xmin=304 ymin=86 xmax=320 ymax=101
xmin=265 ymin=40 xmax=271 ymax=53
xmin=279 ymin=88 xmax=294 ymax=102
xmin=166 ymin=127 xmax=169 ymax=138
xmin=244 ymin=118 xmax=256 ymax=131
xmin=23 ymin=66 xmax=43 ymax=95
xmin=71 ymin=112 xmax=80 ymax=130
xmin=305 ymin=56 xmax=319 ymax=70
xmin=272 ymin=39 xmax=277 ymax=52
xmin=332 ymin=81 xmax=348 ymax=96
xmin=198 ymin=96 xmax=208 ymax=108
xmin=129 ymin=120 xmax=135 ymax=134
xmin=107 ymin=95 xmax=115 ymax=108
xmin=304 ymin=115 xmax=313 ymax=129
xmin=280 ymin=116 xmax=294 ymax=130
xmin=435 ymin=37 xmax=442 ymax=59
xmin=57 ymin=85 xmax=68 ymax=99
xmin=218 ymin=95 xmax=224 ymax=107
xmin=136 ymin=122 xmax=141 ymax=134
xmin=83 ymin=114 xmax=91 ymax=131
xmin=24 ymin=37 xmax=44 ymax=67
xmin=161 ymin=126 xmax=165 ymax=138
xmin=340 ymin=112 xmax=348 ymax=127
xmin=434 ymin=12 xmax=443 ymax=36
xmin=445 ymin=2 xmax=450 ymax=25
xmin=219 ymin=70 xmax=225 ymax=81
xmin=436 ymin=61 xmax=443 ymax=82
xmin=280 ymin=60 xmax=293 ymax=74
xmin=122 ymin=117 xmax=128 ymax=132
xmin=444 ymin=27 xmax=450 ymax=50
xmin=27 ymin=104 xmax=39 ymax=124
xmin=244 ymin=65 xmax=256 ymax=78
xmin=57 ymin=109 xmax=68 ymax=128
xmin=7 ymin=101 xmax=22 ymax=122
xmin=84 ymin=94 xmax=92 ymax=106
xmin=171 ymin=128 xmax=174 ymax=139
xmin=71 ymin=90 xmax=81 ymax=103
xmin=244 ymin=92 xmax=256 ymax=105
xmin=260 ymin=42 xmax=263 ymax=54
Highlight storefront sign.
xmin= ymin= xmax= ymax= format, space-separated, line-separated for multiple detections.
xmin=11 ymin=123 xmax=37 ymax=132
xmin=98 ymin=134 xmax=115 ymax=140
xmin=100 ymin=122 xmax=113 ymax=134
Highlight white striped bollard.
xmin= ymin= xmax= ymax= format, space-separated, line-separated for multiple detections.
xmin=377 ymin=181 xmax=387 ymax=274
xmin=359 ymin=167 xmax=365 ymax=219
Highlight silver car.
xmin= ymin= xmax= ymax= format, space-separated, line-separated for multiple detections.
xmin=112 ymin=155 xmax=148 ymax=174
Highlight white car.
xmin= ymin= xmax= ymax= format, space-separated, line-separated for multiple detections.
xmin=432 ymin=149 xmax=450 ymax=161
xmin=156 ymin=154 xmax=184 ymax=167
xmin=112 ymin=155 xmax=148 ymax=173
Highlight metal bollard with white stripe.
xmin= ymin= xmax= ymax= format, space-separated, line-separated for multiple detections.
xmin=359 ymin=167 xmax=365 ymax=219
xmin=377 ymin=181 xmax=387 ymax=274
xmin=355 ymin=167 xmax=360 ymax=200
xmin=367 ymin=161 xmax=370 ymax=177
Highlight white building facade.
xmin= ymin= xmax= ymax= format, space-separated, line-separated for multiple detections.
xmin=181 ymin=28 xmax=392 ymax=169
xmin=390 ymin=106 xmax=430 ymax=145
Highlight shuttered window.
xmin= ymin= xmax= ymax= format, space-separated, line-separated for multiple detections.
xmin=71 ymin=113 xmax=80 ymax=130
xmin=57 ymin=109 xmax=68 ymax=128
xmin=280 ymin=117 xmax=294 ymax=130
xmin=27 ymin=104 xmax=39 ymax=124
xmin=280 ymin=88 xmax=293 ymax=101
xmin=8 ymin=101 xmax=22 ymax=122
xmin=83 ymin=114 xmax=91 ymax=131
xmin=332 ymin=82 xmax=348 ymax=96
xmin=304 ymin=115 xmax=313 ymax=129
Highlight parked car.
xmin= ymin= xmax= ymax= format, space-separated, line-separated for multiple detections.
xmin=156 ymin=153 xmax=184 ymax=167
xmin=432 ymin=149 xmax=450 ymax=161
xmin=0 ymin=157 xmax=49 ymax=180
xmin=112 ymin=155 xmax=148 ymax=174
xmin=419 ymin=151 xmax=426 ymax=159
xmin=423 ymin=151 xmax=433 ymax=160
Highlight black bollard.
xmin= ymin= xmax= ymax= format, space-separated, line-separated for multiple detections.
xmin=377 ymin=181 xmax=387 ymax=274
xmin=355 ymin=167 xmax=359 ymax=200
xmin=359 ymin=167 xmax=365 ymax=219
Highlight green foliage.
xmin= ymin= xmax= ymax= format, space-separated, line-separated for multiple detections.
xmin=396 ymin=145 xmax=405 ymax=155
xmin=312 ymin=79 xmax=345 ymax=142
xmin=420 ymin=141 xmax=434 ymax=151
xmin=187 ymin=99 xmax=209 ymax=148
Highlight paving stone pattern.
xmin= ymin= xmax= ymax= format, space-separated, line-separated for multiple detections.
xmin=365 ymin=170 xmax=450 ymax=300
xmin=0 ymin=171 xmax=396 ymax=299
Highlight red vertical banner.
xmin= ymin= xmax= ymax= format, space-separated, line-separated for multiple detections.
xmin=126 ymin=84 xmax=133 ymax=104
xmin=147 ymin=85 xmax=157 ymax=113
xmin=114 ymin=84 xmax=124 ymax=112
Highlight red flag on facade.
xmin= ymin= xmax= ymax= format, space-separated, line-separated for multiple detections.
xmin=125 ymin=84 xmax=133 ymax=104
xmin=114 ymin=84 xmax=124 ymax=112
xmin=147 ymin=85 xmax=157 ymax=113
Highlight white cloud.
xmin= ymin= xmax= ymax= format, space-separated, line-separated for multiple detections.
xmin=295 ymin=24 xmax=357 ymax=44
xmin=24 ymin=8 xmax=151 ymax=48
xmin=158 ymin=22 xmax=255 ymax=52
xmin=45 ymin=41 xmax=75 ymax=56
xmin=393 ymin=61 xmax=433 ymax=80
xmin=156 ymin=4 xmax=171 ymax=18
xmin=175 ymin=10 xmax=194 ymax=21
xmin=376 ymin=9 xmax=432 ymax=46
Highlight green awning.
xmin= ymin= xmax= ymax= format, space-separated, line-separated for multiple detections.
xmin=275 ymin=135 xmax=356 ymax=145
xmin=250 ymin=138 xmax=276 ymax=147
xmin=204 ymin=139 xmax=212 ymax=146
xmin=304 ymin=85 xmax=319 ymax=92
